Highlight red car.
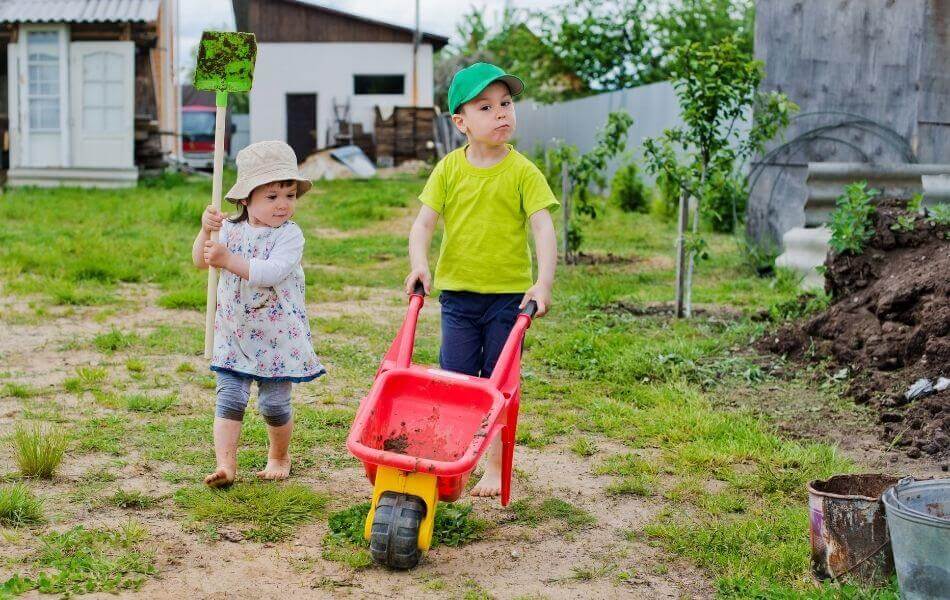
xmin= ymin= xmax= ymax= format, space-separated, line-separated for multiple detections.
xmin=182 ymin=105 xmax=232 ymax=170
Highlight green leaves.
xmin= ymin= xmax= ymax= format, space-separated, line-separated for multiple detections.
xmin=827 ymin=181 xmax=879 ymax=255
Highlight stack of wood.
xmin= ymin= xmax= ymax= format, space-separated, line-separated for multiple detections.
xmin=134 ymin=116 xmax=166 ymax=175
xmin=351 ymin=123 xmax=375 ymax=162
xmin=374 ymin=106 xmax=436 ymax=166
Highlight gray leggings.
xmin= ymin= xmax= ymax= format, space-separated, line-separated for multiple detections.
xmin=215 ymin=370 xmax=293 ymax=427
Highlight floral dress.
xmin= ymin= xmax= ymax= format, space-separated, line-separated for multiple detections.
xmin=210 ymin=219 xmax=325 ymax=382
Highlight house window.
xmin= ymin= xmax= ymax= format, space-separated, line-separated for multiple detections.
xmin=82 ymin=51 xmax=124 ymax=133
xmin=27 ymin=30 xmax=60 ymax=132
xmin=354 ymin=74 xmax=404 ymax=95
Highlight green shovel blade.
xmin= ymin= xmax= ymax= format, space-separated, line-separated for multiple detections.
xmin=193 ymin=31 xmax=257 ymax=93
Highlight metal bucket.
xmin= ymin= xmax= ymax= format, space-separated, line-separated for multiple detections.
xmin=807 ymin=474 xmax=899 ymax=585
xmin=882 ymin=477 xmax=950 ymax=599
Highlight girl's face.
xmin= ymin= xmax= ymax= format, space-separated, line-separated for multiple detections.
xmin=243 ymin=181 xmax=297 ymax=227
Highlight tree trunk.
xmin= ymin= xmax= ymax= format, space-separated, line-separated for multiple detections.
xmin=684 ymin=164 xmax=708 ymax=318
xmin=675 ymin=191 xmax=689 ymax=318
xmin=561 ymin=162 xmax=571 ymax=264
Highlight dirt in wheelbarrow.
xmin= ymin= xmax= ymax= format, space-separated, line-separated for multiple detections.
xmin=382 ymin=432 xmax=409 ymax=454
xmin=759 ymin=198 xmax=950 ymax=461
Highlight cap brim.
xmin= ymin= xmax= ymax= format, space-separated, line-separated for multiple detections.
xmin=452 ymin=73 xmax=526 ymax=113
xmin=495 ymin=74 xmax=524 ymax=97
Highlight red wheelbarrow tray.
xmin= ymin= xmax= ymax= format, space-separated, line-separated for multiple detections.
xmin=346 ymin=288 xmax=533 ymax=505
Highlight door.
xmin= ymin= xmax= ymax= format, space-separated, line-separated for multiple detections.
xmin=286 ymin=93 xmax=316 ymax=162
xmin=18 ymin=26 xmax=68 ymax=167
xmin=70 ymin=41 xmax=134 ymax=168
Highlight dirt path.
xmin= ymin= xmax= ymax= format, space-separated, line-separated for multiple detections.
xmin=0 ymin=289 xmax=714 ymax=599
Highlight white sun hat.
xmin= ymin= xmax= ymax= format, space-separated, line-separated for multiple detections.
xmin=225 ymin=140 xmax=313 ymax=201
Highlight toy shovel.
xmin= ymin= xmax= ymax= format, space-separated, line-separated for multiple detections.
xmin=193 ymin=31 xmax=257 ymax=359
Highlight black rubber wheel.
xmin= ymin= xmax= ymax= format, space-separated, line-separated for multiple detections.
xmin=369 ymin=491 xmax=426 ymax=569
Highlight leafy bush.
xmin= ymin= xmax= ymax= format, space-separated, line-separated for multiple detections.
xmin=703 ymin=168 xmax=747 ymax=233
xmin=611 ymin=162 xmax=648 ymax=212
xmin=433 ymin=503 xmax=484 ymax=546
xmin=827 ymin=181 xmax=879 ymax=255
xmin=926 ymin=202 xmax=950 ymax=226
xmin=737 ymin=233 xmax=780 ymax=277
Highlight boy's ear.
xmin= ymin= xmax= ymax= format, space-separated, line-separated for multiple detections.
xmin=451 ymin=112 xmax=467 ymax=135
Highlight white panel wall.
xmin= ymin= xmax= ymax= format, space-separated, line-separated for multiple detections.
xmin=249 ymin=42 xmax=434 ymax=153
xmin=514 ymin=81 xmax=750 ymax=185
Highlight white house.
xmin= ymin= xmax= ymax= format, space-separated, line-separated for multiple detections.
xmin=0 ymin=0 xmax=179 ymax=187
xmin=233 ymin=0 xmax=448 ymax=161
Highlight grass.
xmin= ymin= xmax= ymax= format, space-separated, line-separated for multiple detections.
xmin=11 ymin=424 xmax=68 ymax=479
xmin=0 ymin=484 xmax=44 ymax=526
xmin=2 ymin=521 xmax=156 ymax=596
xmin=508 ymin=497 xmax=595 ymax=528
xmin=124 ymin=393 xmax=177 ymax=413
xmin=1 ymin=383 xmax=39 ymax=399
xmin=174 ymin=482 xmax=329 ymax=542
xmin=63 ymin=365 xmax=107 ymax=393
xmin=108 ymin=490 xmax=161 ymax=510
xmin=321 ymin=499 xmax=486 ymax=569
xmin=0 ymin=175 xmax=894 ymax=596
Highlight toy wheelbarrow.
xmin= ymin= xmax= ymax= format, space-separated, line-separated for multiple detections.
xmin=346 ymin=284 xmax=538 ymax=569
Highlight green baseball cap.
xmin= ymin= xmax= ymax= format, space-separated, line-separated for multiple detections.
xmin=448 ymin=62 xmax=525 ymax=114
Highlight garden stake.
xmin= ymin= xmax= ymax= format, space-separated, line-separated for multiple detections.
xmin=193 ymin=31 xmax=257 ymax=359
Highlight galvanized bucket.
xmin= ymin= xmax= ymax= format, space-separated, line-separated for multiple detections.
xmin=807 ymin=474 xmax=899 ymax=585
xmin=882 ymin=477 xmax=950 ymax=599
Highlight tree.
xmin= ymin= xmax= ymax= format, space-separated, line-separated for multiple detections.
xmin=535 ymin=0 xmax=660 ymax=92
xmin=551 ymin=111 xmax=634 ymax=262
xmin=435 ymin=6 xmax=588 ymax=109
xmin=436 ymin=1 xmax=755 ymax=107
xmin=653 ymin=0 xmax=754 ymax=68
xmin=642 ymin=36 xmax=795 ymax=318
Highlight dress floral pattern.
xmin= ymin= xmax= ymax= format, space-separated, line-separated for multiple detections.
xmin=210 ymin=220 xmax=325 ymax=382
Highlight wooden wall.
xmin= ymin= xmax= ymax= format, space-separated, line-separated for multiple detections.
xmin=235 ymin=0 xmax=447 ymax=48
xmin=747 ymin=0 xmax=950 ymax=247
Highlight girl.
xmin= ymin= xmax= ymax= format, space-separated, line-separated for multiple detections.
xmin=192 ymin=140 xmax=325 ymax=487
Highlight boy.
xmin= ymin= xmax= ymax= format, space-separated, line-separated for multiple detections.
xmin=404 ymin=62 xmax=558 ymax=497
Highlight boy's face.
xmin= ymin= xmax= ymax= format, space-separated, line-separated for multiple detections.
xmin=244 ymin=181 xmax=297 ymax=227
xmin=452 ymin=81 xmax=516 ymax=146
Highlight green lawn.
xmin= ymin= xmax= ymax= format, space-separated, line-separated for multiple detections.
xmin=0 ymin=172 xmax=897 ymax=598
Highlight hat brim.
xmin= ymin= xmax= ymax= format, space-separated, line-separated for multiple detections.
xmin=225 ymin=170 xmax=313 ymax=202
xmin=452 ymin=74 xmax=526 ymax=113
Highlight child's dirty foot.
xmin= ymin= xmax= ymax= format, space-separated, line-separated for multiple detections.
xmin=257 ymin=456 xmax=291 ymax=480
xmin=470 ymin=469 xmax=502 ymax=497
xmin=204 ymin=466 xmax=235 ymax=488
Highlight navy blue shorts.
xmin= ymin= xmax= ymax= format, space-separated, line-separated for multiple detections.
xmin=439 ymin=291 xmax=523 ymax=378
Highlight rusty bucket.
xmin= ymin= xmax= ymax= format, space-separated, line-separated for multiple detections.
xmin=807 ymin=473 xmax=899 ymax=585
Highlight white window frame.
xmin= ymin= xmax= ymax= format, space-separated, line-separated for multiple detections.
xmin=18 ymin=24 xmax=70 ymax=167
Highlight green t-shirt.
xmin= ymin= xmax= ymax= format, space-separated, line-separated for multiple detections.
xmin=419 ymin=145 xmax=559 ymax=294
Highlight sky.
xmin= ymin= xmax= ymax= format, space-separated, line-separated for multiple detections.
xmin=179 ymin=0 xmax=561 ymax=73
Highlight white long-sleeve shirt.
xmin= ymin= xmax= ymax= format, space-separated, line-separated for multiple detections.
xmin=210 ymin=219 xmax=325 ymax=382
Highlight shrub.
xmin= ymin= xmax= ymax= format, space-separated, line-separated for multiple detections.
xmin=611 ymin=162 xmax=648 ymax=212
xmin=703 ymin=169 xmax=747 ymax=233
xmin=926 ymin=202 xmax=950 ymax=226
xmin=827 ymin=181 xmax=879 ymax=255
xmin=0 ymin=484 xmax=44 ymax=526
xmin=650 ymin=170 xmax=680 ymax=221
xmin=12 ymin=424 xmax=68 ymax=479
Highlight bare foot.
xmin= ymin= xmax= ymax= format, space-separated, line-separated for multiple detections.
xmin=470 ymin=469 xmax=502 ymax=497
xmin=204 ymin=465 xmax=235 ymax=488
xmin=257 ymin=456 xmax=291 ymax=480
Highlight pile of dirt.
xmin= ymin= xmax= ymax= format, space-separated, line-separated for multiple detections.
xmin=760 ymin=198 xmax=949 ymax=459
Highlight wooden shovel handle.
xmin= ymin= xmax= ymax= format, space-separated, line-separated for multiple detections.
xmin=204 ymin=92 xmax=228 ymax=360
